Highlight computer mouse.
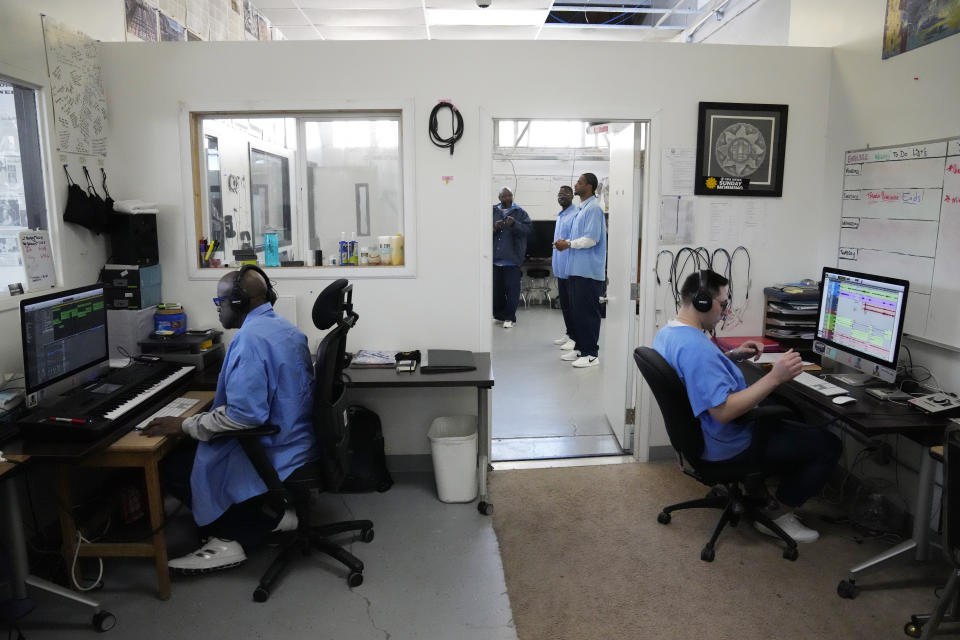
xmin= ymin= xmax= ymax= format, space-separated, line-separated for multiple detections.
xmin=832 ymin=395 xmax=857 ymax=405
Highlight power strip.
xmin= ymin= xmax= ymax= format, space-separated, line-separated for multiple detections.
xmin=909 ymin=393 xmax=960 ymax=414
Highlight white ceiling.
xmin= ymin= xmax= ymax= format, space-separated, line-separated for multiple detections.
xmin=254 ymin=0 xmax=732 ymax=42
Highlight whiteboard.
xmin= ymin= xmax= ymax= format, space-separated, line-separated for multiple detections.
xmin=841 ymin=137 xmax=960 ymax=349
xmin=18 ymin=230 xmax=56 ymax=291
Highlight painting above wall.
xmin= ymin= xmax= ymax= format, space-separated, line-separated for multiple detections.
xmin=883 ymin=0 xmax=960 ymax=59
xmin=694 ymin=102 xmax=788 ymax=198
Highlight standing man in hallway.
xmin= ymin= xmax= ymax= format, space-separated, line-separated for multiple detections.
xmin=492 ymin=186 xmax=531 ymax=329
xmin=553 ymin=173 xmax=606 ymax=368
xmin=551 ymin=185 xmax=577 ymax=351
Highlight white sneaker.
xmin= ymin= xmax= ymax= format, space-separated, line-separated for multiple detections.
xmin=572 ymin=356 xmax=599 ymax=368
xmin=503 ymin=321 xmax=515 ymax=329
xmin=754 ymin=512 xmax=819 ymax=543
xmin=559 ymin=339 xmax=576 ymax=351
xmin=168 ymin=538 xmax=247 ymax=573
xmin=561 ymin=350 xmax=580 ymax=361
xmin=552 ymin=335 xmax=569 ymax=345
xmin=272 ymin=509 xmax=299 ymax=533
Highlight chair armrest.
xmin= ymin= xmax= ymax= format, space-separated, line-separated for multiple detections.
xmin=742 ymin=405 xmax=797 ymax=423
xmin=209 ymin=426 xmax=286 ymax=497
xmin=208 ymin=425 xmax=280 ymax=441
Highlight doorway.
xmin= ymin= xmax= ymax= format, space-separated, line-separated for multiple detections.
xmin=488 ymin=119 xmax=648 ymax=462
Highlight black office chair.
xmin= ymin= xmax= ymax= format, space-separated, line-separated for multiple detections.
xmin=214 ymin=279 xmax=374 ymax=602
xmin=633 ymin=346 xmax=800 ymax=562
xmin=904 ymin=425 xmax=960 ymax=638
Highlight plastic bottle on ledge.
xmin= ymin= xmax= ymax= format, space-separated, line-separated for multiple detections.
xmin=339 ymin=232 xmax=349 ymax=266
xmin=349 ymin=231 xmax=359 ymax=265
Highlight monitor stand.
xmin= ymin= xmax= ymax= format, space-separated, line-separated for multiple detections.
xmin=827 ymin=372 xmax=875 ymax=387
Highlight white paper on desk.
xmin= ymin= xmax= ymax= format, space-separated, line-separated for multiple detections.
xmin=661 ymin=147 xmax=695 ymax=196
xmin=755 ymin=352 xmax=814 ymax=366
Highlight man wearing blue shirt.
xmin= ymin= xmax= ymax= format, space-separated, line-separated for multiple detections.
xmin=553 ymin=173 xmax=607 ymax=368
xmin=551 ymin=186 xmax=578 ymax=351
xmin=142 ymin=268 xmax=317 ymax=572
xmin=653 ymin=270 xmax=841 ymax=543
xmin=492 ymin=187 xmax=531 ymax=329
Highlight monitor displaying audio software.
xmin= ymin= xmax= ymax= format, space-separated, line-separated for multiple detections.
xmin=20 ymin=284 xmax=109 ymax=394
xmin=813 ymin=267 xmax=909 ymax=385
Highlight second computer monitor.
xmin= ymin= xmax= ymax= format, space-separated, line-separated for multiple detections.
xmin=813 ymin=267 xmax=909 ymax=384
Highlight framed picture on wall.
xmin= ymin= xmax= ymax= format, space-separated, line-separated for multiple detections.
xmin=694 ymin=102 xmax=788 ymax=197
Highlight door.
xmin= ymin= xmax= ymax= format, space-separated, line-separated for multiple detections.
xmin=601 ymin=123 xmax=643 ymax=451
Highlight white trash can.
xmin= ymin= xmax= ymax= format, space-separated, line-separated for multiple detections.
xmin=427 ymin=415 xmax=478 ymax=503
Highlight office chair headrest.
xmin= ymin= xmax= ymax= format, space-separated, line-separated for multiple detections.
xmin=312 ymin=279 xmax=350 ymax=330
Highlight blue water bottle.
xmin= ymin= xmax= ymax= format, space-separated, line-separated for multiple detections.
xmin=264 ymin=231 xmax=280 ymax=267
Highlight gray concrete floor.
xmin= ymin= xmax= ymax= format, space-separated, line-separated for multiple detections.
xmin=14 ymin=473 xmax=517 ymax=640
xmin=492 ymin=305 xmax=623 ymax=461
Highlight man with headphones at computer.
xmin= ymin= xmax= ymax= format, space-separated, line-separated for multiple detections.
xmin=140 ymin=265 xmax=317 ymax=573
xmin=653 ymin=269 xmax=842 ymax=544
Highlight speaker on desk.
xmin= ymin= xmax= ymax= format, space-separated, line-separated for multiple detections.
xmin=109 ymin=213 xmax=158 ymax=266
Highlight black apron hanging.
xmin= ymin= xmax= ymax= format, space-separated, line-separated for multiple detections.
xmin=100 ymin=167 xmax=116 ymax=230
xmin=62 ymin=165 xmax=96 ymax=232
xmin=83 ymin=166 xmax=109 ymax=234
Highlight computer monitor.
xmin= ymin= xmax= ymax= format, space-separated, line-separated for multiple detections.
xmin=813 ymin=267 xmax=909 ymax=385
xmin=525 ymin=220 xmax=556 ymax=261
xmin=20 ymin=284 xmax=109 ymax=396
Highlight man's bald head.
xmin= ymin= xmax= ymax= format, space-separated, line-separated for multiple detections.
xmin=216 ymin=268 xmax=269 ymax=329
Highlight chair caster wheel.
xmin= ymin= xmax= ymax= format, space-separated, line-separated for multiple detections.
xmin=478 ymin=501 xmax=493 ymax=515
xmin=361 ymin=528 xmax=375 ymax=543
xmin=348 ymin=571 xmax=364 ymax=588
xmin=782 ymin=547 xmax=799 ymax=561
xmin=92 ymin=610 xmax=117 ymax=632
xmin=700 ymin=546 xmax=715 ymax=562
xmin=253 ymin=586 xmax=270 ymax=602
xmin=837 ymin=579 xmax=858 ymax=599
xmin=904 ymin=621 xmax=922 ymax=638
xmin=657 ymin=512 xmax=671 ymax=525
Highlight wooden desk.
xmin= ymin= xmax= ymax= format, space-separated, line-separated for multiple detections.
xmin=742 ymin=362 xmax=952 ymax=598
xmin=55 ymin=390 xmax=214 ymax=600
xmin=345 ymin=353 xmax=496 ymax=514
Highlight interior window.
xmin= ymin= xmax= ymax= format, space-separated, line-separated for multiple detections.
xmin=194 ymin=112 xmax=404 ymax=269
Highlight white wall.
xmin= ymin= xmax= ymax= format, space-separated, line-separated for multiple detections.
xmin=0 ymin=1 xmax=122 ymax=377
xmin=93 ymin=40 xmax=832 ymax=454
xmin=693 ymin=0 xmax=790 ymax=45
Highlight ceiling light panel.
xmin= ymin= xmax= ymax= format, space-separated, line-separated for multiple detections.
xmin=427 ymin=0 xmax=550 ymax=8
xmin=429 ymin=25 xmax=543 ymax=38
xmin=257 ymin=8 xmax=312 ymax=26
xmin=296 ymin=0 xmax=422 ymax=8
xmin=272 ymin=25 xmax=325 ymax=39
xmin=319 ymin=25 xmax=429 ymax=39
xmin=425 ymin=9 xmax=548 ymax=26
xmin=302 ymin=8 xmax=425 ymax=26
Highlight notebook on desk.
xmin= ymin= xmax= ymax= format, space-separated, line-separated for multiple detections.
xmin=421 ymin=350 xmax=476 ymax=374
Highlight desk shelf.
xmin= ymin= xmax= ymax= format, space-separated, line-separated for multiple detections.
xmin=763 ymin=289 xmax=818 ymax=353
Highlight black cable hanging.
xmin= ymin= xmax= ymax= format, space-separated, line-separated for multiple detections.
xmin=428 ymin=101 xmax=463 ymax=155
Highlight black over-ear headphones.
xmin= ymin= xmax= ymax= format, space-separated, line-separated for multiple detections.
xmin=692 ymin=269 xmax=713 ymax=313
xmin=230 ymin=264 xmax=278 ymax=312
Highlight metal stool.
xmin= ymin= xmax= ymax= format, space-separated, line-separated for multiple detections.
xmin=522 ymin=268 xmax=552 ymax=307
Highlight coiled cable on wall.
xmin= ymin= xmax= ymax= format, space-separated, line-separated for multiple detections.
xmin=429 ymin=101 xmax=464 ymax=155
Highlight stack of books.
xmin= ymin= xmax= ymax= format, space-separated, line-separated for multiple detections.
xmin=350 ymin=350 xmax=398 ymax=368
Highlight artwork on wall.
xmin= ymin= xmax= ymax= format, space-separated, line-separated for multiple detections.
xmin=694 ymin=102 xmax=788 ymax=198
xmin=883 ymin=0 xmax=960 ymax=59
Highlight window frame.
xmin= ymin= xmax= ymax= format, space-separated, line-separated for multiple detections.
xmin=181 ymin=102 xmax=417 ymax=281
xmin=0 ymin=68 xmax=60 ymax=306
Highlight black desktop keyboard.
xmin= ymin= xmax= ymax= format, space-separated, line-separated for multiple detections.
xmin=17 ymin=362 xmax=195 ymax=441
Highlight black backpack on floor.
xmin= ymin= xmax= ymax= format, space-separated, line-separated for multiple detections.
xmin=334 ymin=405 xmax=393 ymax=493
